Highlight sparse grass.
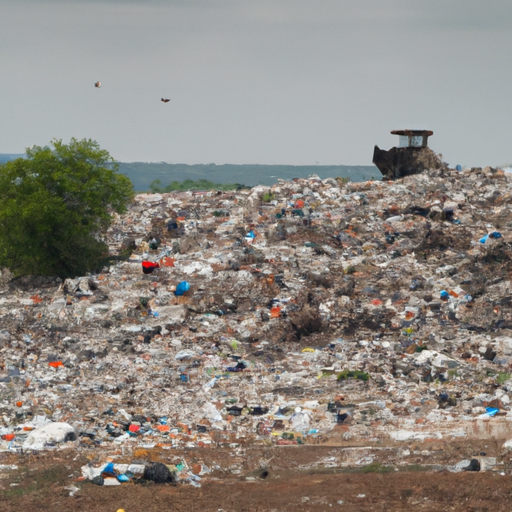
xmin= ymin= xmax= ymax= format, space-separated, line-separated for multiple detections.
xmin=360 ymin=463 xmax=393 ymax=474
xmin=399 ymin=464 xmax=431 ymax=472
xmin=262 ymin=191 xmax=275 ymax=202
xmin=337 ymin=369 xmax=370 ymax=382
xmin=0 ymin=464 xmax=70 ymax=500
xmin=497 ymin=372 xmax=511 ymax=385
xmin=305 ymin=463 xmax=433 ymax=476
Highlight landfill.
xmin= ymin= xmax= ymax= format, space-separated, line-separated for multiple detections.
xmin=3 ymin=165 xmax=512 ymax=479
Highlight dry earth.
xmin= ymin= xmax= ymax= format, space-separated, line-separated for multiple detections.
xmin=2 ymin=441 xmax=512 ymax=512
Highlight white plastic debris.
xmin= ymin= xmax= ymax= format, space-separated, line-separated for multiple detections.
xmin=23 ymin=422 xmax=76 ymax=449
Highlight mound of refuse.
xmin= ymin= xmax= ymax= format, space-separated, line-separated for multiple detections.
xmin=2 ymin=167 xmax=512 ymax=458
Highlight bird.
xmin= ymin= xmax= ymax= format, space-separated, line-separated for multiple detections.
xmin=95 ymin=81 xmax=101 ymax=88
xmin=161 ymin=98 xmax=170 ymax=103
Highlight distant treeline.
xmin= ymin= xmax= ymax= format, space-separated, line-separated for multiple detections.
xmin=119 ymin=162 xmax=381 ymax=192
xmin=149 ymin=178 xmax=245 ymax=193
xmin=1 ymin=156 xmax=381 ymax=191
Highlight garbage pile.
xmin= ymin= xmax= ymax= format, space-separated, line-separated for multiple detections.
xmin=81 ymin=458 xmax=203 ymax=487
xmin=3 ymin=166 xmax=512 ymax=456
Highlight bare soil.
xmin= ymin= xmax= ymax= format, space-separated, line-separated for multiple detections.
xmin=1 ymin=444 xmax=512 ymax=512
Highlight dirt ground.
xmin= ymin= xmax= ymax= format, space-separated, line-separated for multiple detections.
xmin=4 ymin=470 xmax=512 ymax=512
xmin=1 ymin=443 xmax=512 ymax=512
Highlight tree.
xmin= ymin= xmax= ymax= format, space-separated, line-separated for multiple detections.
xmin=0 ymin=138 xmax=134 ymax=278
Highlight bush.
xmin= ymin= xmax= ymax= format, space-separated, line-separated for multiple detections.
xmin=0 ymin=138 xmax=133 ymax=278
xmin=337 ymin=370 xmax=370 ymax=382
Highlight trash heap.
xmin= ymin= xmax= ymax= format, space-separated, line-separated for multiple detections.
xmin=3 ymin=166 xmax=512 ymax=456
xmin=81 ymin=459 xmax=203 ymax=487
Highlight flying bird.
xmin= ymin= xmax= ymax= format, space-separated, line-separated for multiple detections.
xmin=95 ymin=81 xmax=101 ymax=88
xmin=161 ymin=98 xmax=170 ymax=103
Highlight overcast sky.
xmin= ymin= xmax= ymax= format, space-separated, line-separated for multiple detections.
xmin=2 ymin=0 xmax=511 ymax=166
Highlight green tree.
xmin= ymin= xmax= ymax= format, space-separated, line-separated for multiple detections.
xmin=149 ymin=179 xmax=163 ymax=193
xmin=0 ymin=138 xmax=134 ymax=278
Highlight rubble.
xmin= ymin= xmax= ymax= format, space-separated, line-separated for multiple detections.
xmin=3 ymin=167 xmax=512 ymax=477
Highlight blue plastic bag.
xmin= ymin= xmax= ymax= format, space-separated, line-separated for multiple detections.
xmin=102 ymin=462 xmax=115 ymax=475
xmin=481 ymin=232 xmax=502 ymax=244
xmin=175 ymin=281 xmax=190 ymax=296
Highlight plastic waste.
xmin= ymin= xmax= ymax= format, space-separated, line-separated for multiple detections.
xmin=226 ymin=361 xmax=247 ymax=372
xmin=160 ymin=256 xmax=175 ymax=267
xmin=463 ymin=459 xmax=481 ymax=472
xmin=481 ymin=231 xmax=502 ymax=243
xmin=102 ymin=462 xmax=115 ymax=475
xmin=91 ymin=476 xmax=104 ymax=485
xmin=23 ymin=422 xmax=76 ymax=449
xmin=166 ymin=219 xmax=178 ymax=231
xmin=289 ymin=407 xmax=310 ymax=433
xmin=175 ymin=349 xmax=196 ymax=360
xmin=142 ymin=261 xmax=160 ymax=274
xmin=143 ymin=462 xmax=175 ymax=484
xmin=175 ymin=281 xmax=190 ymax=296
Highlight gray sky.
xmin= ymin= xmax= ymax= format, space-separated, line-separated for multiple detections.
xmin=2 ymin=0 xmax=511 ymax=166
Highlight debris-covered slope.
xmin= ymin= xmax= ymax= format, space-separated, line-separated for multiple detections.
xmin=2 ymin=166 xmax=512 ymax=453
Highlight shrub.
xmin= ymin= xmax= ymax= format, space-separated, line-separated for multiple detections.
xmin=337 ymin=370 xmax=370 ymax=382
xmin=0 ymin=138 xmax=133 ymax=277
